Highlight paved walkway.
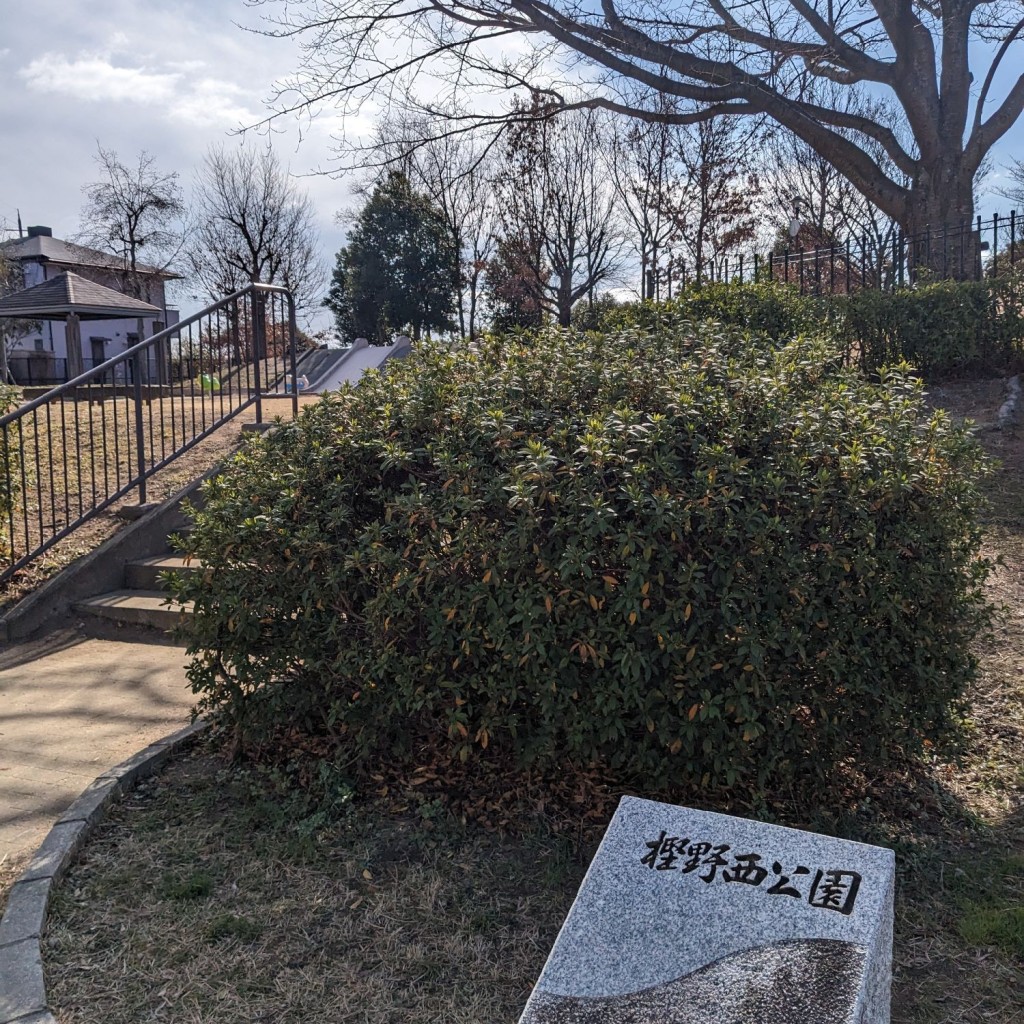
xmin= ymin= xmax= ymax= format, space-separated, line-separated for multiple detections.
xmin=0 ymin=628 xmax=193 ymax=873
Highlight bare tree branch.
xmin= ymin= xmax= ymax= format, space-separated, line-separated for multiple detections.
xmin=248 ymin=0 xmax=1024 ymax=240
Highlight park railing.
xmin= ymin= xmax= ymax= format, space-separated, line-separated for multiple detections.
xmin=662 ymin=210 xmax=1024 ymax=296
xmin=0 ymin=282 xmax=298 ymax=585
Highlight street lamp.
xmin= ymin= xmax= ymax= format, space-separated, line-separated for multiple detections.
xmin=788 ymin=195 xmax=803 ymax=241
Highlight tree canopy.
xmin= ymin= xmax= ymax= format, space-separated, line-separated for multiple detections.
xmin=326 ymin=171 xmax=458 ymax=342
xmin=256 ymin=0 xmax=1024 ymax=247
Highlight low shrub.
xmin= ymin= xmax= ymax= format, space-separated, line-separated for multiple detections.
xmin=174 ymin=326 xmax=991 ymax=796
xmin=676 ymin=281 xmax=831 ymax=341
xmin=586 ymin=278 xmax=1024 ymax=379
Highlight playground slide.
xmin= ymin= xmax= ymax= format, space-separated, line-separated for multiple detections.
xmin=300 ymin=338 xmax=412 ymax=394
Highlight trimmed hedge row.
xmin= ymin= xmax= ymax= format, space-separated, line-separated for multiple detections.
xmin=174 ymin=326 xmax=991 ymax=794
xmin=586 ymin=282 xmax=829 ymax=344
xmin=586 ymin=278 xmax=1024 ymax=378
xmin=846 ymin=278 xmax=1024 ymax=377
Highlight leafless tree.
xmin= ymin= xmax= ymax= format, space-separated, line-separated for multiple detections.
xmin=767 ymin=133 xmax=865 ymax=249
xmin=998 ymin=159 xmax=1024 ymax=209
xmin=493 ymin=106 xmax=624 ymax=327
xmin=368 ymin=112 xmax=497 ymax=338
xmin=79 ymin=146 xmax=185 ymax=299
xmin=607 ymin=103 xmax=678 ymax=300
xmin=187 ymin=143 xmax=325 ymax=309
xmin=663 ymin=116 xmax=762 ymax=285
xmin=252 ymin=0 xmax=1024 ymax=272
xmin=763 ymin=86 xmax=911 ymax=249
xmin=0 ymin=238 xmax=40 ymax=384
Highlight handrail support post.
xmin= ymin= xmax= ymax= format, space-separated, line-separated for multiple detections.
xmin=251 ymin=289 xmax=264 ymax=424
xmin=288 ymin=294 xmax=299 ymax=419
xmin=131 ymin=350 xmax=147 ymax=504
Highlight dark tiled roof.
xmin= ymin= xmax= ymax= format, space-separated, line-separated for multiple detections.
xmin=0 ymin=272 xmax=161 ymax=320
xmin=0 ymin=234 xmax=178 ymax=279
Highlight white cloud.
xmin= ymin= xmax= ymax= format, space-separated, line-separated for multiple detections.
xmin=18 ymin=49 xmax=266 ymax=130
xmin=165 ymin=77 xmax=261 ymax=129
xmin=20 ymin=52 xmax=180 ymax=104
xmin=1 ymin=3 xmax=356 ymax=328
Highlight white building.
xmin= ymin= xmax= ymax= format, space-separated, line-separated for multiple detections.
xmin=0 ymin=225 xmax=179 ymax=385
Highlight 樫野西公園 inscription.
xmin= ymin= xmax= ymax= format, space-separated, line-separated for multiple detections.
xmin=641 ymin=831 xmax=863 ymax=916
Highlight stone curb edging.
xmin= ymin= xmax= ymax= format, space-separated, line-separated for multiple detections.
xmin=0 ymin=720 xmax=209 ymax=1024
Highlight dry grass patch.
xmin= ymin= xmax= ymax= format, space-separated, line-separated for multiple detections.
xmin=44 ymin=751 xmax=583 ymax=1024
xmin=0 ymin=850 xmax=31 ymax=918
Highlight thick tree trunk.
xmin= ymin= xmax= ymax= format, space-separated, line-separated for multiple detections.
xmin=903 ymin=169 xmax=977 ymax=281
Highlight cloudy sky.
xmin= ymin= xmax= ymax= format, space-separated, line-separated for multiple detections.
xmin=0 ymin=0 xmax=354 ymax=324
xmin=2 ymin=1 xmax=1023 ymax=321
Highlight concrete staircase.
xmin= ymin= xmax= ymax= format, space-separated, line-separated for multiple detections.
xmin=73 ymin=542 xmax=196 ymax=633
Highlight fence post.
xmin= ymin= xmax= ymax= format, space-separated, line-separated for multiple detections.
xmin=1011 ymin=210 xmax=1018 ymax=306
xmin=131 ymin=349 xmax=147 ymax=504
xmin=976 ymin=214 xmax=983 ymax=280
xmin=993 ymin=212 xmax=1000 ymax=278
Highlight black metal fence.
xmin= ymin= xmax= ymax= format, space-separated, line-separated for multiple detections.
xmin=0 ymin=282 xmax=298 ymax=585
xmin=664 ymin=210 xmax=1023 ymax=296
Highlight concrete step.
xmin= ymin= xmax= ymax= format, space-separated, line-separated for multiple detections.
xmin=73 ymin=590 xmax=193 ymax=631
xmin=124 ymin=554 xmax=201 ymax=591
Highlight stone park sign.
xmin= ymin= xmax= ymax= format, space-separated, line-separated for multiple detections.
xmin=519 ymin=797 xmax=895 ymax=1024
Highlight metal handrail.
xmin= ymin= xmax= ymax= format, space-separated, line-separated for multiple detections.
xmin=0 ymin=282 xmax=294 ymax=426
xmin=0 ymin=281 xmax=299 ymax=585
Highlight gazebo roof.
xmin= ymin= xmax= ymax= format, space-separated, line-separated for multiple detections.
xmin=0 ymin=272 xmax=161 ymax=321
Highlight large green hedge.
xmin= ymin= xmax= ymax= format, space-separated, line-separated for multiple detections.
xmin=584 ymin=281 xmax=829 ymax=344
xmin=591 ymin=278 xmax=1024 ymax=378
xmin=174 ymin=327 xmax=991 ymax=794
